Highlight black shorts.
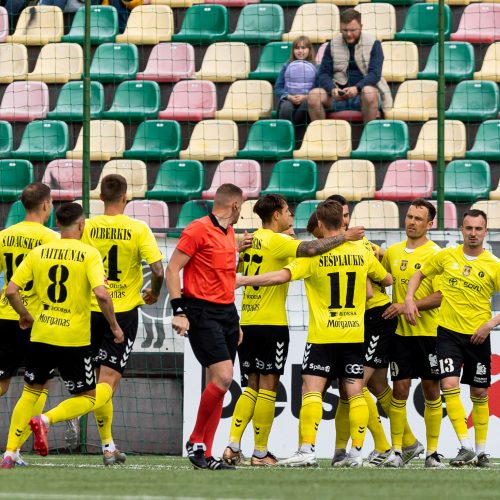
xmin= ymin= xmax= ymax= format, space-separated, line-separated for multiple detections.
xmin=390 ymin=334 xmax=440 ymax=381
xmin=0 ymin=319 xmax=31 ymax=379
xmin=185 ymin=298 xmax=240 ymax=368
xmin=24 ymin=342 xmax=94 ymax=394
xmin=238 ymin=325 xmax=289 ymax=385
xmin=301 ymin=342 xmax=364 ymax=379
xmin=437 ymin=326 xmax=491 ymax=388
xmin=91 ymin=308 xmax=138 ymax=375
xmin=364 ymin=304 xmax=398 ymax=369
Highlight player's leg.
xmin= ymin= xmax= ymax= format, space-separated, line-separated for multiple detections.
xmin=332 ymin=381 xmax=350 ymax=466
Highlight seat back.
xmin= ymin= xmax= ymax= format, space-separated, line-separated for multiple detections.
xmin=0 ymin=121 xmax=12 ymax=158
xmin=238 ymin=119 xmax=294 ymax=159
xmin=352 ymin=120 xmax=409 ymax=160
xmin=124 ymin=200 xmax=170 ymax=233
xmin=381 ymin=41 xmax=419 ymax=82
xmin=0 ymin=44 xmax=28 ymax=84
xmin=350 ymin=200 xmax=400 ymax=228
xmin=445 ymin=80 xmax=500 ymax=121
xmin=6 ymin=200 xmax=55 ymax=228
xmin=0 ymin=81 xmax=49 ymax=122
xmin=355 ymin=3 xmax=396 ymax=40
xmin=474 ymin=41 xmax=500 ymax=82
xmin=470 ymin=200 xmax=500 ymax=229
xmin=27 ymin=42 xmax=83 ymax=83
xmin=233 ymin=200 xmax=261 ymax=230
xmin=385 ymin=80 xmax=437 ymax=121
xmin=466 ymin=120 xmax=500 ymax=160
xmin=124 ymin=120 xmax=181 ymax=160
xmin=419 ymin=42 xmax=475 ymax=81
xmin=294 ymin=120 xmax=351 ymax=160
xmin=444 ymin=159 xmax=491 ymax=201
xmin=176 ymin=200 xmax=214 ymax=228
xmin=105 ymin=80 xmax=161 ymax=119
xmin=195 ymin=42 xmax=250 ymax=82
xmin=42 ymin=159 xmax=83 ymax=201
xmin=0 ymin=159 xmax=34 ymax=201
xmin=429 ymin=200 xmax=457 ymax=229
xmin=116 ymin=5 xmax=174 ymax=44
xmin=451 ymin=4 xmax=500 ymax=43
xmin=284 ymin=4 xmax=340 ymax=43
xmin=62 ymin=5 xmax=119 ymax=44
xmin=229 ymin=4 xmax=284 ymax=42
xmin=7 ymin=5 xmax=64 ymax=45
xmin=249 ymin=41 xmax=292 ymax=80
xmin=90 ymin=43 xmax=139 ymax=82
xmin=0 ymin=6 xmax=8 ymax=43
xmin=174 ymin=4 xmax=228 ymax=43
xmin=396 ymin=3 xmax=451 ymax=43
xmin=13 ymin=120 xmax=69 ymax=160
xmin=294 ymin=200 xmax=320 ymax=231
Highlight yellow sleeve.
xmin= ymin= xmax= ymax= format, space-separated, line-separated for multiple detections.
xmin=367 ymin=252 xmax=388 ymax=283
xmin=139 ymin=223 xmax=164 ymax=265
xmin=10 ymin=251 xmax=34 ymax=289
xmin=285 ymin=257 xmax=312 ymax=281
xmin=421 ymin=250 xmax=443 ymax=279
xmin=381 ymin=248 xmax=391 ymax=273
xmin=269 ymin=233 xmax=301 ymax=260
xmin=86 ymin=248 xmax=107 ymax=291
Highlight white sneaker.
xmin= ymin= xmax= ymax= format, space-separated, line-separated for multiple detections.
xmin=331 ymin=448 xmax=347 ymax=467
xmin=278 ymin=450 xmax=318 ymax=467
xmin=402 ymin=440 xmax=424 ymax=464
xmin=345 ymin=455 xmax=364 ymax=468
xmin=366 ymin=449 xmax=395 ymax=467
xmin=384 ymin=451 xmax=404 ymax=468
xmin=425 ymin=452 xmax=445 ymax=468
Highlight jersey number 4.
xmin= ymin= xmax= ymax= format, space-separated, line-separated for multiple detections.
xmin=103 ymin=245 xmax=122 ymax=282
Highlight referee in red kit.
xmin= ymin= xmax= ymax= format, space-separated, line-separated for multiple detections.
xmin=166 ymin=183 xmax=251 ymax=471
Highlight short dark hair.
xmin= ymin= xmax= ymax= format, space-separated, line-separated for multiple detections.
xmin=214 ymin=183 xmax=243 ymax=205
xmin=100 ymin=174 xmax=127 ymax=202
xmin=462 ymin=209 xmax=487 ymax=227
xmin=410 ymin=198 xmax=436 ymax=222
xmin=56 ymin=203 xmax=83 ymax=227
xmin=316 ymin=200 xmax=344 ymax=231
xmin=340 ymin=8 xmax=361 ymax=25
xmin=326 ymin=194 xmax=348 ymax=206
xmin=306 ymin=211 xmax=319 ymax=234
xmin=21 ymin=182 xmax=51 ymax=211
xmin=254 ymin=194 xmax=288 ymax=224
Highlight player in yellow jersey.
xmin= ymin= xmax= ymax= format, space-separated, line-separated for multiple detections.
xmin=0 ymin=183 xmax=58 ymax=466
xmin=405 ymin=209 xmax=500 ymax=468
xmin=222 ymin=194 xmax=364 ymax=467
xmin=381 ymin=199 xmax=443 ymax=468
xmin=0 ymin=203 xmax=124 ymax=468
xmin=81 ymin=174 xmax=164 ymax=466
xmin=237 ymin=200 xmax=392 ymax=467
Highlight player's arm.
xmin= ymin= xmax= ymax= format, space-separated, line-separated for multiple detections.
xmin=472 ymin=313 xmax=500 ymax=345
xmin=237 ymin=230 xmax=253 ymax=254
xmin=403 ymin=270 xmax=426 ymax=325
xmin=5 ymin=281 xmax=33 ymax=330
xmin=94 ymin=285 xmax=124 ymax=344
xmin=366 ymin=279 xmax=374 ymax=301
xmin=383 ymin=290 xmax=442 ymax=320
xmin=295 ymin=226 xmax=365 ymax=257
xmin=142 ymin=260 xmax=164 ymax=305
xmin=236 ymin=269 xmax=292 ymax=288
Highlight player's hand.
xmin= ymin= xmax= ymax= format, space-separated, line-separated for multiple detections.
xmin=238 ymin=230 xmax=253 ymax=253
xmin=19 ymin=312 xmax=34 ymax=330
xmin=172 ymin=315 xmax=190 ymax=337
xmin=142 ymin=288 xmax=159 ymax=305
xmin=403 ymin=298 xmax=420 ymax=326
xmin=471 ymin=321 xmax=493 ymax=345
xmin=112 ymin=325 xmax=125 ymax=344
xmin=382 ymin=303 xmax=405 ymax=320
xmin=238 ymin=327 xmax=243 ymax=346
xmin=344 ymin=226 xmax=365 ymax=241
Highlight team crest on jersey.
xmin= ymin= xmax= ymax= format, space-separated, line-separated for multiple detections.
xmin=414 ymin=263 xmax=421 ymax=269
xmin=478 ymin=271 xmax=485 ymax=278
xmin=463 ymin=266 xmax=472 ymax=277
xmin=400 ymin=260 xmax=408 ymax=271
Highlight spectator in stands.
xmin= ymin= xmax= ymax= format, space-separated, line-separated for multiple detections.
xmin=307 ymin=9 xmax=392 ymax=123
xmin=274 ymin=36 xmax=317 ymax=126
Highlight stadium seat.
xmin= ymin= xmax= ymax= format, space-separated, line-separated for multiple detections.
xmin=470 ymin=200 xmax=500 ymax=228
xmin=115 ymin=5 xmax=174 ymax=45
xmin=159 ymin=80 xmax=217 ymax=121
xmin=11 ymin=120 xmax=69 ymax=161
xmin=351 ymin=120 xmax=409 ymax=160
xmin=203 ymin=0 xmax=258 ymax=5
xmin=194 ymin=42 xmax=250 ymax=82
xmin=294 ymin=200 xmax=320 ymax=231
xmin=407 ymin=120 xmax=466 ymax=161
xmin=293 ymin=120 xmax=351 ymax=161
xmin=316 ymin=159 xmax=375 ymax=201
xmin=136 ymin=43 xmax=195 ymax=82
xmin=418 ymin=42 xmax=475 ymax=82
xmin=474 ymin=42 xmax=500 ymax=82
xmin=173 ymin=5 xmax=228 ymax=44
xmin=90 ymin=160 xmax=148 ymax=200
xmin=62 ymin=5 xmax=119 ymax=45
xmin=124 ymin=120 xmax=181 ymax=160
xmin=149 ymin=0 xmax=195 ymax=7
xmin=42 ymin=159 xmax=83 ymax=201
xmin=214 ymin=80 xmax=273 ymax=121
xmin=6 ymin=200 xmax=56 ymax=228
xmin=202 ymin=159 xmax=262 ymax=199
xmin=0 ymin=44 xmax=28 ymax=84
xmin=227 ymin=4 xmax=284 ymax=44
xmin=384 ymin=80 xmax=437 ymax=121
xmin=25 ymin=43 xmax=83 ymax=84
xmin=237 ymin=119 xmax=294 ymax=160
xmin=67 ymin=120 xmax=125 ymax=161
xmin=375 ymin=0 xmax=421 ymax=5
xmin=271 ymin=0 xmax=314 ymax=6
xmin=0 ymin=81 xmax=49 ymax=122
xmin=75 ymin=199 xmax=105 ymax=217
xmin=282 ymin=4 xmax=340 ymax=43
xmin=233 ymin=200 xmax=261 ymax=231
xmin=6 ymin=5 xmax=64 ymax=45
xmin=429 ymin=200 xmax=457 ymax=229
xmin=47 ymin=81 xmax=105 ymax=121
xmin=445 ymin=80 xmax=500 ymax=122
xmin=0 ymin=160 xmax=34 ymax=201
xmin=451 ymin=4 xmax=500 ymax=44
xmin=0 ymin=6 xmax=8 ymax=43
xmin=90 ymin=43 xmax=139 ymax=83
xmin=350 ymin=200 xmax=400 ymax=228
xmin=315 ymin=42 xmax=328 ymax=65
xmin=394 ymin=4 xmax=451 ymax=44
xmin=489 ymin=179 xmax=500 ymax=201
xmin=147 ymin=159 xmax=203 ymax=202
xmin=248 ymin=41 xmax=292 ymax=81
xmin=466 ymin=120 xmax=500 ymax=161
xmin=354 ymin=3 xmax=396 ymax=41
xmin=0 ymin=121 xmax=12 ymax=159
xmin=381 ymin=41 xmax=419 ymax=82
xmin=374 ymin=159 xmax=433 ymax=201
xmin=175 ymin=200 xmax=213 ymax=230
xmin=123 ymin=200 xmax=170 ymax=235
xmin=179 ymin=120 xmax=238 ymax=161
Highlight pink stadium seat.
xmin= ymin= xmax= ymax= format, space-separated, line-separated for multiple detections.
xmin=124 ymin=200 xmax=170 ymax=235
xmin=0 ymin=6 xmax=8 ymax=43
xmin=203 ymin=0 xmax=258 ymax=6
xmin=0 ymin=81 xmax=49 ymax=122
xmin=202 ymin=159 xmax=262 ymax=200
xmin=42 ymin=159 xmax=83 ymax=201
xmin=316 ymin=42 xmax=328 ymax=65
xmin=136 ymin=43 xmax=195 ymax=83
xmin=429 ymin=200 xmax=458 ymax=229
xmin=159 ymin=80 xmax=217 ymax=122
xmin=374 ymin=160 xmax=433 ymax=201
xmin=451 ymin=4 xmax=500 ymax=44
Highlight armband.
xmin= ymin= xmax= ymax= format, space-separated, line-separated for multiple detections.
xmin=171 ymin=298 xmax=188 ymax=316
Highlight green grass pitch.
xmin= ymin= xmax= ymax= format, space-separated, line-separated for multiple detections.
xmin=0 ymin=456 xmax=499 ymax=500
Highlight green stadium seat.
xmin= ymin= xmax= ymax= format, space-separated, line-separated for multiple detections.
xmin=445 ymin=80 xmax=500 ymax=122
xmin=47 ymin=81 xmax=105 ymax=121
xmin=227 ymin=4 xmax=285 ymax=44
xmin=261 ymin=159 xmax=317 ymax=202
xmin=237 ymin=119 xmax=294 ymax=160
xmin=175 ymin=199 xmax=213 ymax=230
xmin=146 ymin=160 xmax=204 ymax=202
xmin=62 ymin=6 xmax=119 ymax=45
xmin=466 ymin=120 xmax=500 ymax=161
xmin=373 ymin=0 xmax=417 ymax=5
xmin=351 ymin=120 xmax=409 ymax=161
xmin=0 ymin=160 xmax=34 ymax=201
xmin=89 ymin=43 xmax=139 ymax=83
xmin=6 ymin=200 xmax=56 ymax=228
xmin=102 ymin=80 xmax=161 ymax=121
xmin=266 ymin=0 xmax=313 ymax=5
xmin=418 ymin=42 xmax=475 ymax=82
xmin=294 ymin=200 xmax=320 ymax=231
xmin=124 ymin=120 xmax=181 ymax=160
xmin=0 ymin=121 xmax=12 ymax=159
xmin=10 ymin=120 xmax=69 ymax=161
xmin=248 ymin=41 xmax=292 ymax=81
xmin=172 ymin=5 xmax=228 ymax=44
xmin=395 ymin=4 xmax=451 ymax=44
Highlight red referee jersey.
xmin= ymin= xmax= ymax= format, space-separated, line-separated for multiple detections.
xmin=176 ymin=214 xmax=238 ymax=305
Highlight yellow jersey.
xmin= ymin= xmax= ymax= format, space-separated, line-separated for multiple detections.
xmin=286 ymin=241 xmax=388 ymax=344
xmin=240 ymin=228 xmax=301 ymax=326
xmin=11 ymin=239 xmax=106 ymax=347
xmin=382 ymin=239 xmax=441 ymax=337
xmin=0 ymin=222 xmax=58 ymax=321
xmin=82 ymin=215 xmax=164 ymax=313
xmin=421 ymin=245 xmax=500 ymax=335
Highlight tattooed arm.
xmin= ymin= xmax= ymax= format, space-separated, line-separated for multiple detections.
xmin=295 ymin=226 xmax=365 ymax=257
